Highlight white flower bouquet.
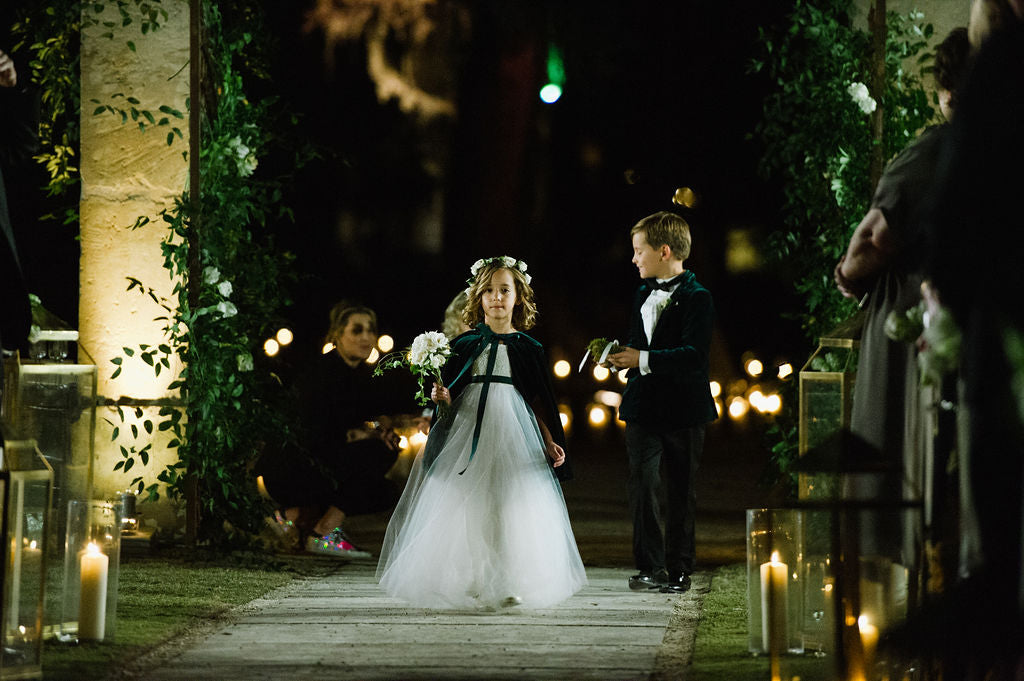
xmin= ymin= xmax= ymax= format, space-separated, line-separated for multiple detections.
xmin=374 ymin=330 xmax=452 ymax=420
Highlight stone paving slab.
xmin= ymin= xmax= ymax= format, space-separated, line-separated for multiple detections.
xmin=136 ymin=563 xmax=708 ymax=681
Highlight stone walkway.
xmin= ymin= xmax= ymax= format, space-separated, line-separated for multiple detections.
xmin=122 ymin=424 xmax=765 ymax=681
xmin=138 ymin=562 xmax=710 ymax=681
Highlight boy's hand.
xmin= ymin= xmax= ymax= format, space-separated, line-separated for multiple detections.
xmin=607 ymin=347 xmax=640 ymax=370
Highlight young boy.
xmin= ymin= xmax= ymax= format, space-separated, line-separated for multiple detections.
xmin=607 ymin=211 xmax=717 ymax=593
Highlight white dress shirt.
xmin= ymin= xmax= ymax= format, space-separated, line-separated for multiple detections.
xmin=638 ymin=279 xmax=680 ymax=375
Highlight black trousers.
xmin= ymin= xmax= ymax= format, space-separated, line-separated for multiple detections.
xmin=625 ymin=421 xmax=705 ymax=576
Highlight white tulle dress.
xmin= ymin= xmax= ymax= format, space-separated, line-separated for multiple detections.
xmin=376 ymin=343 xmax=587 ymax=609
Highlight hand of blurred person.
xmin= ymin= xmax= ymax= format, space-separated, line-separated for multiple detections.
xmin=0 ymin=50 xmax=16 ymax=88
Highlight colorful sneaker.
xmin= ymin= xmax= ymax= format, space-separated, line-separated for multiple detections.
xmin=305 ymin=527 xmax=372 ymax=560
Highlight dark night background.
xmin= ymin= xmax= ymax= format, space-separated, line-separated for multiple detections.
xmin=262 ymin=1 xmax=808 ymax=380
xmin=8 ymin=1 xmax=810 ymax=389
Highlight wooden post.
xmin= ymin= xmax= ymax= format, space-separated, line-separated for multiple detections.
xmin=185 ymin=0 xmax=202 ymax=548
xmin=867 ymin=0 xmax=887 ymax=192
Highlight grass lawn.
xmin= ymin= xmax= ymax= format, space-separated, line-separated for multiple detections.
xmin=40 ymin=555 xmax=836 ymax=680
xmin=40 ymin=552 xmax=335 ymax=681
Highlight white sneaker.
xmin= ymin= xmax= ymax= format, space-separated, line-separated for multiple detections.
xmin=305 ymin=527 xmax=372 ymax=560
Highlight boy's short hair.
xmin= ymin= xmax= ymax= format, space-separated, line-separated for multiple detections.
xmin=631 ymin=211 xmax=692 ymax=262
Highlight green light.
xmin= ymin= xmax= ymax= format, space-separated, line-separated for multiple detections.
xmin=546 ymin=43 xmax=565 ymax=86
xmin=540 ymin=43 xmax=565 ymax=103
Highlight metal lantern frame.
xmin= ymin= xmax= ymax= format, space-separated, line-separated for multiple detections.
xmin=0 ymin=440 xmax=55 ymax=680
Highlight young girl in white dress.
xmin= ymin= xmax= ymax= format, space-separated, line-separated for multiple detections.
xmin=376 ymin=256 xmax=587 ymax=609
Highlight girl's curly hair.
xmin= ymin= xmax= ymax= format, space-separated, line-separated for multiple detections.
xmin=462 ymin=260 xmax=537 ymax=331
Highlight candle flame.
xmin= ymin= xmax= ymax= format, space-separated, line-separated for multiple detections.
xmin=86 ymin=542 xmax=101 ymax=555
xmin=858 ymin=614 xmax=870 ymax=630
xmin=770 ymin=550 xmax=781 ymax=563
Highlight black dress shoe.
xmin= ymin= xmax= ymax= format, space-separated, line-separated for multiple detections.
xmin=661 ymin=573 xmax=691 ymax=593
xmin=628 ymin=571 xmax=667 ymax=591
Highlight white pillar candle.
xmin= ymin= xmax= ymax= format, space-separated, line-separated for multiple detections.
xmin=858 ymin=614 xmax=879 ymax=672
xmin=79 ymin=542 xmax=109 ymax=641
xmin=760 ymin=550 xmax=789 ymax=653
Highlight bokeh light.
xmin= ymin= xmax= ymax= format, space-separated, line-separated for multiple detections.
xmin=276 ymin=328 xmax=294 ymax=346
xmin=745 ymin=358 xmax=763 ymax=377
xmin=593 ymin=365 xmax=610 ymax=381
xmin=727 ymin=396 xmax=749 ymax=420
xmin=322 ymin=342 xmax=335 ymax=355
xmin=709 ymin=380 xmax=722 ymax=398
xmin=378 ymin=334 xmax=394 ymax=352
xmin=264 ymin=338 xmax=280 ymax=357
xmin=540 ymin=83 xmax=562 ymax=103
xmin=553 ymin=360 xmax=571 ymax=378
xmin=366 ymin=348 xmax=380 ymax=364
xmin=672 ymin=186 xmax=698 ymax=208
xmin=777 ymin=362 xmax=794 ymax=380
xmin=588 ymin=404 xmax=609 ymax=427
xmin=617 ymin=370 xmax=628 ymax=385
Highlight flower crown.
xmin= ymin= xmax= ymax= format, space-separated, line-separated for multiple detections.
xmin=466 ymin=256 xmax=532 ymax=287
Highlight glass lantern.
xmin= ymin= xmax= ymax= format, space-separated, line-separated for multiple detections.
xmin=0 ymin=439 xmax=54 ymax=679
xmin=798 ymin=314 xmax=861 ymax=500
xmin=746 ymin=508 xmax=806 ymax=660
xmin=59 ymin=501 xmax=121 ymax=643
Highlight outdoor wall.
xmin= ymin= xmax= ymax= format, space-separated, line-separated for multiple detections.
xmin=853 ymin=0 xmax=971 ymax=62
xmin=79 ymin=0 xmax=190 ymax=531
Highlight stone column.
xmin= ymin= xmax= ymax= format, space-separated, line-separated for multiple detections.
xmin=79 ymin=0 xmax=190 ymax=529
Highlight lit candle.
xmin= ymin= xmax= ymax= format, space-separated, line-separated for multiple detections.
xmin=858 ymin=614 xmax=879 ymax=671
xmin=79 ymin=542 xmax=109 ymax=641
xmin=760 ymin=550 xmax=789 ymax=653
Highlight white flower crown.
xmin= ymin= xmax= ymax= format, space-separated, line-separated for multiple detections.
xmin=467 ymin=256 xmax=532 ymax=286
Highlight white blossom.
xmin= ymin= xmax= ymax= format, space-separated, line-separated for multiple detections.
xmin=237 ymin=352 xmax=254 ymax=372
xmin=203 ymin=266 xmax=221 ymax=284
xmin=218 ymin=280 xmax=233 ymax=298
xmin=216 ymin=301 xmax=238 ymax=318
xmin=409 ymin=331 xmax=451 ymax=370
xmin=228 ymin=136 xmax=258 ymax=178
xmin=470 ymin=259 xmax=485 ymax=276
xmin=517 ymin=260 xmax=528 ymax=272
xmin=847 ymin=82 xmax=877 ymax=115
xmin=501 ymin=256 xmax=516 ymax=268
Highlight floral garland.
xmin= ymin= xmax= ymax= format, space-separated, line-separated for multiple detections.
xmin=466 ymin=256 xmax=531 ymax=288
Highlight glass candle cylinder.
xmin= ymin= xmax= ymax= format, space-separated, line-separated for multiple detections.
xmin=746 ymin=508 xmax=805 ymax=656
xmin=59 ymin=500 xmax=121 ymax=642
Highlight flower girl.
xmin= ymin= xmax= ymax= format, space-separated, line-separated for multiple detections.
xmin=376 ymin=257 xmax=587 ymax=609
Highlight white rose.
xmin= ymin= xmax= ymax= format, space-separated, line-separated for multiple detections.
xmin=501 ymin=256 xmax=516 ymax=268
xmin=517 ymin=260 xmax=527 ymax=272
xmin=216 ymin=301 xmax=238 ymax=318
xmin=470 ymin=259 xmax=485 ymax=276
xmin=218 ymin=280 xmax=233 ymax=298
xmin=237 ymin=353 xmax=254 ymax=372
xmin=524 ymin=273 xmax=532 ymax=285
xmin=203 ymin=266 xmax=221 ymax=284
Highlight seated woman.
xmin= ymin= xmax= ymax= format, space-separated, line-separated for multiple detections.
xmin=258 ymin=300 xmax=422 ymax=558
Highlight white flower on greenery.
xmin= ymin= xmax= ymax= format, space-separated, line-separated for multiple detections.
xmin=237 ymin=352 xmax=254 ymax=372
xmin=501 ymin=256 xmax=516 ymax=268
xmin=216 ymin=301 xmax=238 ymax=318
xmin=470 ymin=259 xmax=485 ymax=276
xmin=204 ymin=266 xmax=221 ymax=284
xmin=847 ymin=82 xmax=877 ymax=115
xmin=228 ymin=136 xmax=258 ymax=178
xmin=218 ymin=280 xmax=233 ymax=298
xmin=517 ymin=260 xmax=528 ymax=272
xmin=917 ymin=305 xmax=961 ymax=386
